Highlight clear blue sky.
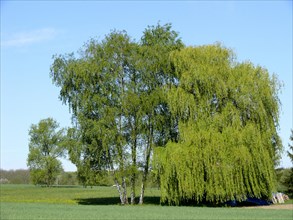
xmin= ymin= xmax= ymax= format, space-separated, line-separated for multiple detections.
xmin=1 ymin=1 xmax=292 ymax=171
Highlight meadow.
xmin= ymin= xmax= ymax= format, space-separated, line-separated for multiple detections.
xmin=1 ymin=184 xmax=292 ymax=220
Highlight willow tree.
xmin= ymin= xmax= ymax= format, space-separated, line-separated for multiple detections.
xmin=154 ymin=45 xmax=282 ymax=205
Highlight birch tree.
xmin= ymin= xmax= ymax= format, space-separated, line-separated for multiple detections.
xmin=51 ymin=31 xmax=135 ymax=204
xmin=50 ymin=23 xmax=183 ymax=204
xmin=137 ymin=23 xmax=183 ymax=204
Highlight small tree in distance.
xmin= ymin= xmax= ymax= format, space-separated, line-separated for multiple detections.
xmin=27 ymin=118 xmax=65 ymax=186
xmin=288 ymin=129 xmax=293 ymax=162
xmin=285 ymin=129 xmax=293 ymax=196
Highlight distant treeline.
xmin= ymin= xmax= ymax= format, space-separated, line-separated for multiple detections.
xmin=0 ymin=169 xmax=77 ymax=185
xmin=0 ymin=169 xmax=159 ymax=188
xmin=0 ymin=169 xmax=30 ymax=184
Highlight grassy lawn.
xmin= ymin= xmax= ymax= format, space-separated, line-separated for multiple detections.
xmin=0 ymin=184 xmax=160 ymax=205
xmin=284 ymin=199 xmax=293 ymax=204
xmin=1 ymin=184 xmax=292 ymax=220
xmin=1 ymin=184 xmax=125 ymax=205
xmin=2 ymin=202 xmax=293 ymax=220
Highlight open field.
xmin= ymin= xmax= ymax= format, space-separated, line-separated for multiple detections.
xmin=1 ymin=184 xmax=292 ymax=220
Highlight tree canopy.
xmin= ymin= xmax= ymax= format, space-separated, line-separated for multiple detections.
xmin=154 ymin=45 xmax=282 ymax=205
xmin=285 ymin=130 xmax=293 ymax=196
xmin=27 ymin=118 xmax=65 ymax=186
xmin=50 ymin=23 xmax=183 ymax=204
xmin=50 ymin=23 xmax=282 ymax=205
xmin=288 ymin=130 xmax=293 ymax=162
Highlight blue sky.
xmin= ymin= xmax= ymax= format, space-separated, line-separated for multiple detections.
xmin=1 ymin=1 xmax=292 ymax=171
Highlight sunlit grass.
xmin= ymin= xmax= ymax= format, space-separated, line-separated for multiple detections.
xmin=1 ymin=202 xmax=292 ymax=220
xmin=1 ymin=184 xmax=292 ymax=220
xmin=284 ymin=199 xmax=293 ymax=204
xmin=0 ymin=184 xmax=160 ymax=205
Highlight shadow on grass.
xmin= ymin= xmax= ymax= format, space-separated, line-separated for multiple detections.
xmin=51 ymin=185 xmax=83 ymax=188
xmin=76 ymin=196 xmax=161 ymax=205
xmin=75 ymin=197 xmax=272 ymax=207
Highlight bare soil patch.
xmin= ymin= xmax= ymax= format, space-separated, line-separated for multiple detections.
xmin=245 ymin=204 xmax=293 ymax=210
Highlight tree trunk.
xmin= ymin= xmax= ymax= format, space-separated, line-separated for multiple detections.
xmin=111 ymin=161 xmax=127 ymax=205
xmin=130 ymin=178 xmax=135 ymax=204
xmin=122 ymin=176 xmax=128 ymax=204
xmin=130 ymin=123 xmax=137 ymax=205
xmin=114 ymin=178 xmax=125 ymax=205
xmin=139 ymin=118 xmax=153 ymax=204
xmin=139 ymin=174 xmax=146 ymax=204
xmin=139 ymin=154 xmax=150 ymax=204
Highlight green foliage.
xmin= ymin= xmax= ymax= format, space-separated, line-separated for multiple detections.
xmin=27 ymin=118 xmax=65 ymax=186
xmin=57 ymin=172 xmax=78 ymax=186
xmin=284 ymin=130 xmax=293 ymax=197
xmin=276 ymin=168 xmax=293 ymax=197
xmin=50 ymin=23 xmax=282 ymax=206
xmin=50 ymin=23 xmax=182 ymax=204
xmin=285 ymin=170 xmax=293 ymax=198
xmin=155 ymin=45 xmax=282 ymax=205
xmin=288 ymin=129 xmax=293 ymax=162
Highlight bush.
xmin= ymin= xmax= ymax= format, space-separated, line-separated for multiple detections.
xmin=56 ymin=172 xmax=78 ymax=185
xmin=276 ymin=168 xmax=293 ymax=197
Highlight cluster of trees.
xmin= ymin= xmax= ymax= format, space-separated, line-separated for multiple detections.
xmin=276 ymin=168 xmax=293 ymax=197
xmin=49 ymin=23 xmax=183 ymax=205
xmin=27 ymin=23 xmax=286 ymax=205
xmin=285 ymin=130 xmax=293 ymax=196
xmin=274 ymin=130 xmax=293 ymax=198
xmin=0 ymin=169 xmax=78 ymax=186
xmin=56 ymin=171 xmax=78 ymax=186
xmin=0 ymin=169 xmax=30 ymax=184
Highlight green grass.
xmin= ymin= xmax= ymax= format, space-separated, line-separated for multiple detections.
xmin=1 ymin=184 xmax=123 ymax=205
xmin=0 ymin=184 xmax=160 ymax=205
xmin=1 ymin=202 xmax=292 ymax=220
xmin=1 ymin=184 xmax=292 ymax=220
xmin=284 ymin=199 xmax=293 ymax=204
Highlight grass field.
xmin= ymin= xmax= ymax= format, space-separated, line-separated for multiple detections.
xmin=1 ymin=184 xmax=292 ymax=220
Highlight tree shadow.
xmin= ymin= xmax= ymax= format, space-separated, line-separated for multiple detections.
xmin=142 ymin=196 xmax=161 ymax=205
xmin=51 ymin=185 xmax=82 ymax=188
xmin=76 ymin=197 xmax=121 ymax=205
xmin=75 ymin=196 xmax=272 ymax=207
xmin=75 ymin=196 xmax=161 ymax=205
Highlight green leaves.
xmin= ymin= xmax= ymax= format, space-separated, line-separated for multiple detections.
xmin=27 ymin=118 xmax=65 ymax=186
xmin=156 ymin=45 xmax=282 ymax=205
xmin=50 ymin=23 xmax=184 ymax=204
xmin=49 ymin=24 xmax=282 ymax=205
